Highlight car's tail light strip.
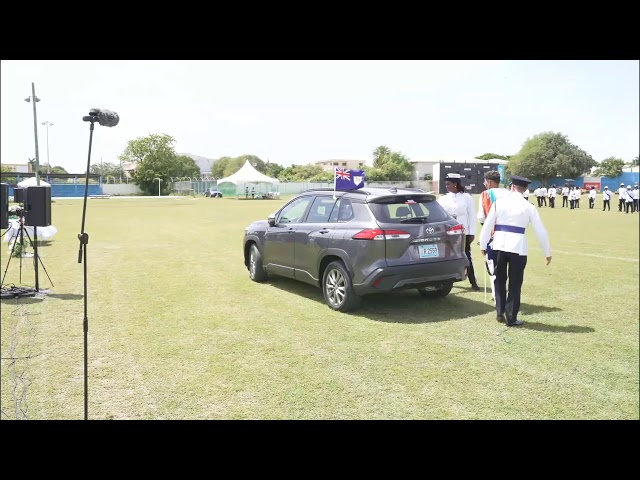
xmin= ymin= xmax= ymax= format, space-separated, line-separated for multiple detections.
xmin=352 ymin=229 xmax=411 ymax=240
xmin=446 ymin=224 xmax=465 ymax=235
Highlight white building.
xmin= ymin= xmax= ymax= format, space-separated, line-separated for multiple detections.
xmin=313 ymin=159 xmax=367 ymax=173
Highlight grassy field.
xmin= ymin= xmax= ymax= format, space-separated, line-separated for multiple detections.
xmin=1 ymin=195 xmax=638 ymax=420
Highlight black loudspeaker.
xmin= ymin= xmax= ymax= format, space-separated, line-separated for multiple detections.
xmin=24 ymin=185 xmax=52 ymax=227
xmin=1 ymin=183 xmax=8 ymax=229
xmin=14 ymin=187 xmax=25 ymax=203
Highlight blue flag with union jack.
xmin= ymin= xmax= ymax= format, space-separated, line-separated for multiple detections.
xmin=335 ymin=168 xmax=366 ymax=191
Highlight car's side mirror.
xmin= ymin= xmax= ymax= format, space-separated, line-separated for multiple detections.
xmin=268 ymin=214 xmax=276 ymax=227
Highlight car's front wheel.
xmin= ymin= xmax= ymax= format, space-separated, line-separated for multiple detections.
xmin=322 ymin=261 xmax=361 ymax=312
xmin=249 ymin=244 xmax=268 ymax=282
xmin=417 ymin=281 xmax=454 ymax=299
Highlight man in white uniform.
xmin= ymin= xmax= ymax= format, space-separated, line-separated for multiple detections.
xmin=548 ymin=184 xmax=557 ymax=208
xmin=478 ymin=176 xmax=552 ymax=326
xmin=588 ymin=186 xmax=597 ymax=209
xmin=617 ymin=183 xmax=626 ymax=211
xmin=561 ymin=184 xmax=570 ymax=208
xmin=602 ymin=186 xmax=613 ymax=211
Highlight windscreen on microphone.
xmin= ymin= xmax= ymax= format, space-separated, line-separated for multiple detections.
xmin=87 ymin=108 xmax=120 ymax=127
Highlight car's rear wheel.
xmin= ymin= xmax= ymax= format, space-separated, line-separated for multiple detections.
xmin=322 ymin=261 xmax=361 ymax=312
xmin=249 ymin=244 xmax=268 ymax=282
xmin=417 ymin=281 xmax=453 ymax=298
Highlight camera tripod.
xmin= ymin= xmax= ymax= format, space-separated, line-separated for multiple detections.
xmin=1 ymin=214 xmax=53 ymax=293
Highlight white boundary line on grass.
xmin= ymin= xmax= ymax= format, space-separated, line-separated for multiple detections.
xmin=550 ymin=249 xmax=639 ymax=263
xmin=54 ymin=196 xmax=189 ymax=199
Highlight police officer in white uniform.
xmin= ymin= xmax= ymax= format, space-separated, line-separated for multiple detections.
xmin=478 ymin=176 xmax=552 ymax=326
xmin=602 ymin=186 xmax=613 ymax=211
xmin=617 ymin=183 xmax=626 ymax=211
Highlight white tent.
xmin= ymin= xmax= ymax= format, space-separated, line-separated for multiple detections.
xmin=17 ymin=177 xmax=51 ymax=187
xmin=217 ymin=160 xmax=279 ymax=185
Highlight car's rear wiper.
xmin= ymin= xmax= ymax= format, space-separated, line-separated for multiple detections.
xmin=400 ymin=216 xmax=430 ymax=223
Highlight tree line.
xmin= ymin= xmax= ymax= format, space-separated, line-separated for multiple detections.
xmin=3 ymin=131 xmax=635 ymax=195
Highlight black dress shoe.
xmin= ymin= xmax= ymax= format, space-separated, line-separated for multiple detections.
xmin=471 ymin=283 xmax=480 ymax=291
xmin=506 ymin=320 xmax=524 ymax=327
xmin=496 ymin=314 xmax=506 ymax=323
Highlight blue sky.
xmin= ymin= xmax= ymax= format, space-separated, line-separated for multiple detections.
xmin=1 ymin=60 xmax=638 ymax=174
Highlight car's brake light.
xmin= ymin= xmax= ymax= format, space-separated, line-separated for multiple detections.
xmin=446 ymin=224 xmax=465 ymax=235
xmin=352 ymin=229 xmax=411 ymax=240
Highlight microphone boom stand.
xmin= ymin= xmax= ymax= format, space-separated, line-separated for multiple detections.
xmin=78 ymin=116 xmax=97 ymax=420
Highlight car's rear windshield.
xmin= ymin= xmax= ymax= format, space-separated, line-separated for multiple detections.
xmin=368 ymin=196 xmax=450 ymax=223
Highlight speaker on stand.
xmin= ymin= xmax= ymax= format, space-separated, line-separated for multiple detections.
xmin=1 ymin=183 xmax=8 ymax=230
xmin=24 ymin=185 xmax=52 ymax=227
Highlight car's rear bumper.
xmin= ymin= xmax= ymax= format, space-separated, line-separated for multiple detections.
xmin=353 ymin=258 xmax=468 ymax=296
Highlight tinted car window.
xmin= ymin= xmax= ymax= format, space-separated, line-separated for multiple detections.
xmin=369 ymin=198 xmax=450 ymax=223
xmin=278 ymin=196 xmax=314 ymax=224
xmin=306 ymin=196 xmax=337 ymax=223
xmin=327 ymin=198 xmax=354 ymax=223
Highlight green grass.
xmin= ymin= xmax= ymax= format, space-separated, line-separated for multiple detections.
xmin=1 ymin=196 xmax=638 ymax=420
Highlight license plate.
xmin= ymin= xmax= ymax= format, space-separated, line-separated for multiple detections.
xmin=418 ymin=244 xmax=439 ymax=258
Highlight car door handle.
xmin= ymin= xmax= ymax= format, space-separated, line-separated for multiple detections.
xmin=319 ymin=229 xmax=330 ymax=234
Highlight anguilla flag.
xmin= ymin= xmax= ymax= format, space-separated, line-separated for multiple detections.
xmin=334 ymin=168 xmax=366 ymax=192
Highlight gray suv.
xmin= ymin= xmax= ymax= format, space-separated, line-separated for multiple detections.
xmin=243 ymin=187 xmax=469 ymax=312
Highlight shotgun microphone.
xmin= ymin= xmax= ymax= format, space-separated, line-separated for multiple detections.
xmin=82 ymin=108 xmax=120 ymax=127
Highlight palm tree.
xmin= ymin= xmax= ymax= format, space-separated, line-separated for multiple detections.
xmin=372 ymin=145 xmax=391 ymax=168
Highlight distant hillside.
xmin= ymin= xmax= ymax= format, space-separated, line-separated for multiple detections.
xmin=179 ymin=153 xmax=215 ymax=174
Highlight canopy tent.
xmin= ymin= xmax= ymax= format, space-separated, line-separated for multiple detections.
xmin=217 ymin=160 xmax=280 ymax=185
xmin=17 ymin=177 xmax=51 ymax=187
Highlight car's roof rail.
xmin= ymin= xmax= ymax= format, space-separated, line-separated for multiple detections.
xmin=299 ymin=188 xmax=369 ymax=195
xmin=299 ymin=187 xmax=427 ymax=195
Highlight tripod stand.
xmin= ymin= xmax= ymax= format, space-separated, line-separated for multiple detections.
xmin=1 ymin=214 xmax=54 ymax=294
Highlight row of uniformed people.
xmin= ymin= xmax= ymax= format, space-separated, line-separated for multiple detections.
xmin=615 ymin=183 xmax=639 ymax=212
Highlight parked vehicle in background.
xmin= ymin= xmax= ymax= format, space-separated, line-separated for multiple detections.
xmin=243 ymin=187 xmax=468 ymax=312
xmin=205 ymin=188 xmax=223 ymax=198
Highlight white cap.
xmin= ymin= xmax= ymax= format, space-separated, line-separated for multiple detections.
xmin=445 ymin=173 xmax=461 ymax=180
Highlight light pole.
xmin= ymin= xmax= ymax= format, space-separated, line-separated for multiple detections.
xmin=41 ymin=120 xmax=53 ymax=174
xmin=155 ymin=178 xmax=161 ymax=197
xmin=24 ymin=82 xmax=41 ymax=185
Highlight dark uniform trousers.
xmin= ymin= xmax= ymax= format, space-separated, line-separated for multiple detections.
xmin=603 ymin=199 xmax=610 ymax=211
xmin=493 ymin=250 xmax=528 ymax=323
xmin=465 ymin=235 xmax=478 ymax=287
xmin=562 ymin=195 xmax=568 ymax=207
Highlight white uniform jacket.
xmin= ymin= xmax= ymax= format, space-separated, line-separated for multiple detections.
xmin=478 ymin=191 xmax=551 ymax=257
xmin=438 ymin=191 xmax=477 ymax=235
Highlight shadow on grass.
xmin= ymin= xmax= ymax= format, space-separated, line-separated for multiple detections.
xmin=263 ymin=278 xmax=564 ymax=324
xmin=47 ymin=293 xmax=83 ymax=300
xmin=0 ymin=292 xmax=83 ymax=304
xmin=512 ymin=322 xmax=594 ymax=334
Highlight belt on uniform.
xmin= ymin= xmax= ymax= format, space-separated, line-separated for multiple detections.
xmin=494 ymin=224 xmax=525 ymax=234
